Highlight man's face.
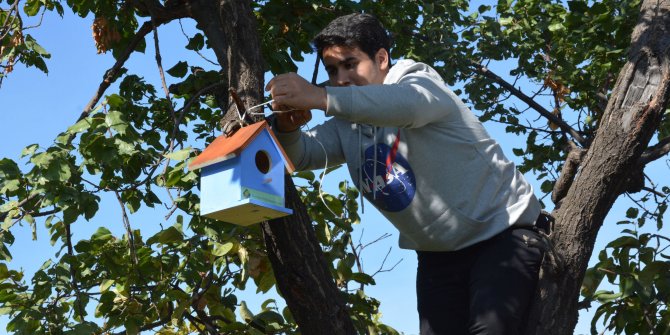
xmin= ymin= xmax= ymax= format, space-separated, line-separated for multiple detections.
xmin=322 ymin=45 xmax=389 ymax=87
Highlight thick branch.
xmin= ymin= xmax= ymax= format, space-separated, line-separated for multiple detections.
xmin=552 ymin=145 xmax=586 ymax=207
xmin=77 ymin=4 xmax=190 ymax=125
xmin=78 ymin=21 xmax=154 ymax=124
xmin=640 ymin=136 xmax=670 ymax=164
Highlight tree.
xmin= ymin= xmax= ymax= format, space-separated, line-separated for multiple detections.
xmin=1 ymin=0 xmax=669 ymax=334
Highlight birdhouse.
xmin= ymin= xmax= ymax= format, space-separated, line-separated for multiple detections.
xmin=189 ymin=121 xmax=295 ymax=225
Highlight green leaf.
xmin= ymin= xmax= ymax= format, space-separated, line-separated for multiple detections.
xmin=256 ymin=270 xmax=276 ymax=293
xmin=164 ymin=148 xmax=191 ymax=161
xmin=106 ymin=94 xmax=125 ymax=108
xmin=607 ymin=236 xmax=639 ymax=249
xmin=167 ymin=61 xmax=188 ymax=78
xmin=30 ymin=152 xmax=53 ymax=167
xmin=212 ymin=242 xmax=234 ymax=256
xmin=186 ymin=34 xmax=205 ymax=51
xmin=100 ymin=279 xmax=114 ymax=292
xmin=66 ymin=322 xmax=100 ymax=335
xmin=0 ymin=179 xmax=20 ymax=194
xmin=21 ymin=144 xmax=38 ymax=158
xmin=499 ymin=17 xmax=514 ymax=26
xmin=91 ymin=227 xmax=113 ymax=243
xmin=147 ymin=227 xmax=183 ymax=245
xmin=66 ymin=118 xmax=92 ymax=134
xmin=581 ymin=267 xmax=605 ymax=297
xmin=625 ymin=207 xmax=639 ymax=219
xmin=350 ymin=272 xmax=376 ymax=285
xmin=594 ymin=290 xmax=623 ymax=303
xmin=294 ymin=170 xmax=315 ymax=181
xmin=105 ymin=110 xmax=128 ymax=134
xmin=548 ymin=22 xmax=564 ymax=32
xmin=23 ymin=0 xmax=41 ymax=17
xmin=204 ymin=95 xmax=217 ymax=108
xmin=124 ymin=319 xmax=140 ymax=335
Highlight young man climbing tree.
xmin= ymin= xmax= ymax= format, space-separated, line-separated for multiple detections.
xmin=266 ymin=13 xmax=546 ymax=335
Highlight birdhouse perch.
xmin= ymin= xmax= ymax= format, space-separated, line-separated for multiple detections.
xmin=189 ymin=121 xmax=295 ymax=225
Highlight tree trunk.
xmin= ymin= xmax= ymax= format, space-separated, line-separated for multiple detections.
xmin=526 ymin=1 xmax=670 ymax=334
xmin=262 ymin=176 xmax=357 ymax=335
xmin=187 ymin=1 xmax=356 ymax=333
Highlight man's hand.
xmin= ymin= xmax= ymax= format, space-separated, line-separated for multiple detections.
xmin=265 ymin=73 xmax=327 ymax=111
xmin=274 ymin=109 xmax=312 ymax=132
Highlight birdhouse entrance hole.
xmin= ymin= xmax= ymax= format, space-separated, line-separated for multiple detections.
xmin=255 ymin=150 xmax=271 ymax=174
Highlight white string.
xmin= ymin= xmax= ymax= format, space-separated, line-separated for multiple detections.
xmin=304 ymin=123 xmax=340 ymax=218
xmin=246 ymin=99 xmax=298 ymax=115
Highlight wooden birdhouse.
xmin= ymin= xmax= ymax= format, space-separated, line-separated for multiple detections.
xmin=189 ymin=121 xmax=295 ymax=225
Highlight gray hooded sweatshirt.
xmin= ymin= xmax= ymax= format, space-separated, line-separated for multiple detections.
xmin=274 ymin=59 xmax=541 ymax=251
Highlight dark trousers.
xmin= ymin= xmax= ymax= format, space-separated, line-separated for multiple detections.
xmin=416 ymin=227 xmax=543 ymax=335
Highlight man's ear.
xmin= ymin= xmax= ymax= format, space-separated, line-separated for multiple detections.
xmin=375 ymin=48 xmax=390 ymax=72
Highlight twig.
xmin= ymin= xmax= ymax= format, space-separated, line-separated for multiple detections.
xmin=348 ymin=236 xmax=365 ymax=291
xmin=641 ymin=186 xmax=667 ymax=198
xmin=371 ymin=247 xmax=403 ymax=277
xmin=178 ymin=19 xmax=219 ymax=66
xmin=175 ymin=81 xmax=226 ymax=117
xmin=64 ymin=222 xmax=87 ymax=320
xmin=22 ymin=7 xmax=46 ymax=30
xmin=0 ymin=193 xmax=37 ymax=222
xmin=149 ymin=15 xmax=176 ymax=120
xmin=114 ymin=191 xmax=139 ymax=278
xmin=0 ymin=0 xmax=20 ymax=41
xmin=111 ymin=302 xmax=174 ymax=335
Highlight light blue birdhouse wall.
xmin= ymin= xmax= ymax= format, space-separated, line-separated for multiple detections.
xmin=199 ymin=157 xmax=242 ymax=217
xmin=238 ymin=129 xmax=286 ymax=205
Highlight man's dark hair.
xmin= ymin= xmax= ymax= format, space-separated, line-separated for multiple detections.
xmin=313 ymin=13 xmax=392 ymax=62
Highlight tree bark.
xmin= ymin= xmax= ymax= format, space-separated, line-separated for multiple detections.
xmin=188 ymin=1 xmax=356 ymax=333
xmin=262 ymin=176 xmax=357 ymax=335
xmin=526 ymin=1 xmax=670 ymax=334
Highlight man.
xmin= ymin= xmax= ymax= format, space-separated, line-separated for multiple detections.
xmin=266 ymin=13 xmax=544 ymax=335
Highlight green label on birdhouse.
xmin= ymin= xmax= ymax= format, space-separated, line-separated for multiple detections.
xmin=241 ymin=187 xmax=283 ymax=207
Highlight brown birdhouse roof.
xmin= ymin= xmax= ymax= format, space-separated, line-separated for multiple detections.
xmin=188 ymin=120 xmax=295 ymax=172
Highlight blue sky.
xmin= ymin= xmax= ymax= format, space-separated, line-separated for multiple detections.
xmin=1 ymin=5 xmax=668 ymax=335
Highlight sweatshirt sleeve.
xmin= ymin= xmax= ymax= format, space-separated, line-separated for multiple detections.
xmin=272 ymin=118 xmax=346 ymax=172
xmin=325 ymin=72 xmax=463 ymax=128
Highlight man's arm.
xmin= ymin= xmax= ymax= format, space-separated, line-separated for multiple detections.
xmin=266 ymin=71 xmax=460 ymax=129
xmin=272 ymin=117 xmax=346 ymax=172
xmin=325 ymin=74 xmax=460 ymax=128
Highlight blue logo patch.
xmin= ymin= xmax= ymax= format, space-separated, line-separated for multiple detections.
xmin=357 ymin=144 xmax=416 ymax=212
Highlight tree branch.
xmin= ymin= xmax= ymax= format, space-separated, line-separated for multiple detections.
xmin=473 ymin=63 xmax=589 ymax=147
xmin=114 ymin=191 xmax=139 ymax=273
xmin=77 ymin=21 xmax=155 ymax=125
xmin=404 ymin=29 xmax=588 ymax=147
xmin=76 ymin=2 xmax=190 ymax=127
xmin=111 ymin=301 xmax=174 ymax=335
xmin=0 ymin=0 xmax=19 ymax=38
xmin=0 ymin=193 xmax=37 ymax=223
xmin=64 ymin=222 xmax=87 ymax=320
xmin=640 ymin=136 xmax=670 ymax=165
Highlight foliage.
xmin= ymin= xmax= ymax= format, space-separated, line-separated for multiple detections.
xmin=581 ymin=191 xmax=670 ymax=335
xmin=1 ymin=0 xmax=669 ymax=334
